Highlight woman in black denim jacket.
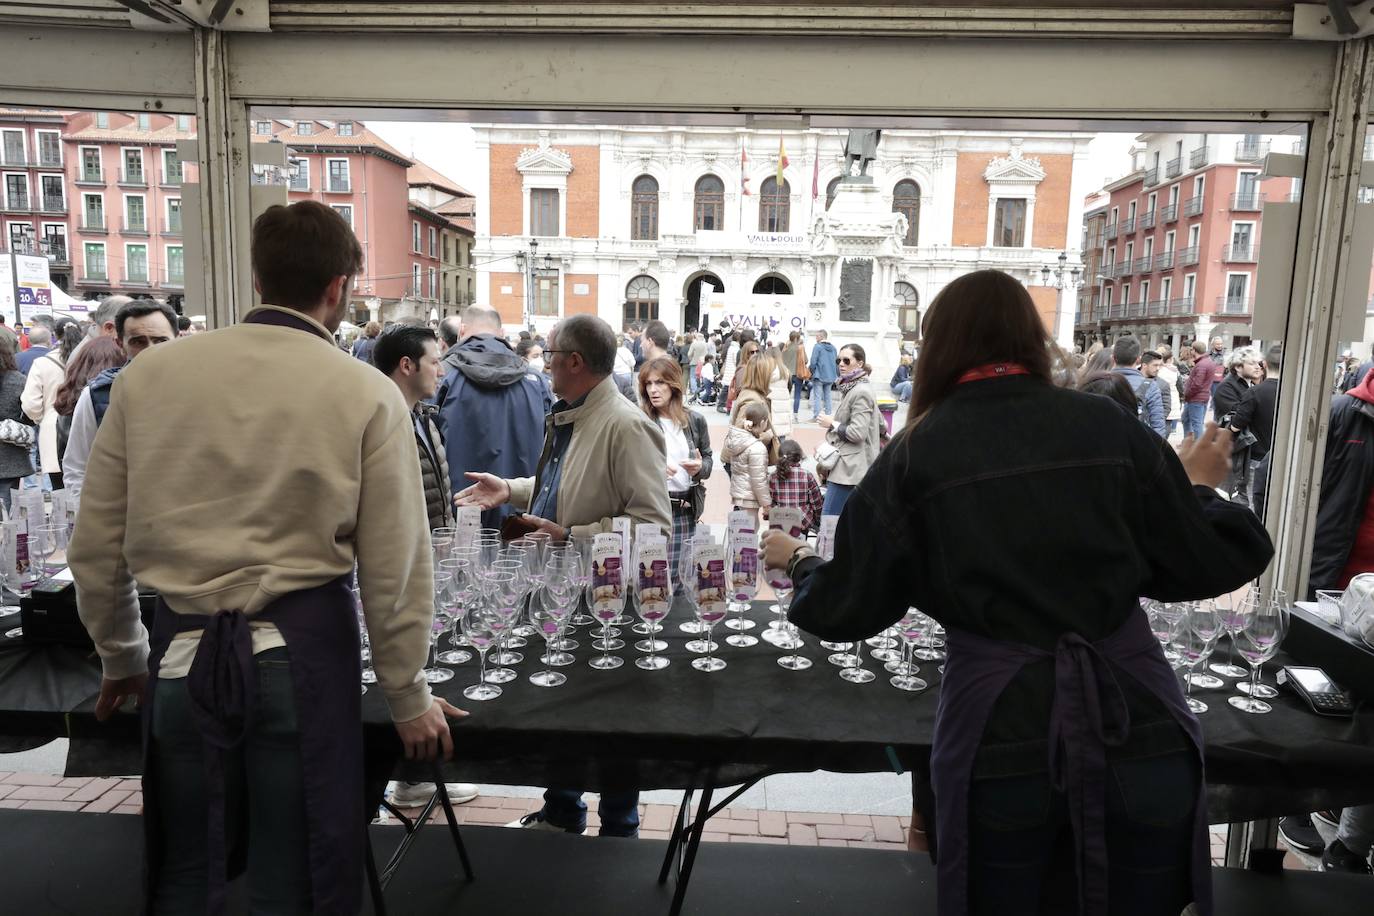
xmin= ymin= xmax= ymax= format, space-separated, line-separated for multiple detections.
xmin=763 ymin=270 xmax=1272 ymax=916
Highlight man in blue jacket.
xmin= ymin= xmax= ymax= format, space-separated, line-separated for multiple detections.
xmin=808 ymin=329 xmax=839 ymax=420
xmin=1112 ymin=336 xmax=1166 ymax=437
xmin=436 ymin=306 xmax=552 ymax=529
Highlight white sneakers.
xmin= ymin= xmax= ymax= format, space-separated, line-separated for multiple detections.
xmin=506 ymin=812 xmax=570 ymax=832
xmin=386 ymin=781 xmax=479 ymax=807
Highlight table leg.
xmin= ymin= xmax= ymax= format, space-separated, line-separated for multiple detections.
xmin=364 ymin=838 xmax=388 ymax=916
xmin=668 ymin=785 xmax=715 ymax=916
xmin=658 ymin=787 xmax=694 ymax=884
xmin=431 ymin=763 xmax=475 ymax=882
xmin=380 ymin=789 xmax=441 ymax=886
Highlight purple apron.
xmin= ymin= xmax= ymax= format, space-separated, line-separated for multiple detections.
xmin=140 ymin=308 xmax=365 ymax=914
xmin=930 ymin=608 xmax=1211 ymax=916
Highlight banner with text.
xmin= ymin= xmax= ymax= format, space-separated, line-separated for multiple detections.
xmin=14 ymin=255 xmax=52 ymax=321
xmin=707 ymin=294 xmax=808 ymax=338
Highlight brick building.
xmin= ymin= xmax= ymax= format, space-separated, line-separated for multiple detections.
xmin=0 ymin=108 xmax=71 ymax=291
xmin=407 ymin=162 xmax=477 ymax=317
xmin=473 ymin=126 xmax=1094 ymax=355
xmin=1076 ymin=131 xmax=1299 ymax=352
xmin=66 ymin=111 xmax=194 ymax=304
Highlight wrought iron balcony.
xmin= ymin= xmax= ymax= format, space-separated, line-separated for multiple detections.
xmin=1177 ymin=245 xmax=1200 ymax=266
xmin=2 ymin=193 xmax=30 ymax=212
xmin=1159 ymin=203 xmax=1178 ymax=222
xmin=1155 ymin=250 xmax=1175 ymax=271
xmin=76 ymin=171 xmax=104 ymax=186
xmin=1147 ymin=298 xmax=1168 ymax=316
xmin=1230 ymin=192 xmax=1265 ymax=211
xmin=1134 ymin=256 xmax=1153 ymax=273
xmin=162 ymin=217 xmax=182 ymax=236
xmin=1168 ymin=297 xmax=1196 ymax=315
xmin=1183 ymin=196 xmax=1204 ymax=217
xmin=39 ymin=198 xmax=66 ymax=214
xmin=1104 ymin=222 xmax=1118 ymax=239
xmin=1142 ymin=167 xmax=1159 ymax=187
xmin=1221 ymin=243 xmax=1258 ymax=263
xmin=1117 ymin=259 xmax=1135 ymax=277
xmin=1235 ymin=140 xmax=1270 ymax=162
xmin=1190 ymin=147 xmax=1209 ymax=169
xmin=80 ymin=215 xmax=106 ymax=233
xmin=1139 ymin=210 xmax=1157 ymax=229
xmin=1166 ymin=157 xmax=1183 ymax=179
xmin=1121 ymin=216 xmax=1136 ymax=234
xmin=1216 ymin=296 xmax=1253 ymax=315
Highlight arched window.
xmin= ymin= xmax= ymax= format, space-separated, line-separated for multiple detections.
xmin=759 ymin=177 xmax=790 ymax=232
xmin=895 ymin=281 xmax=920 ymax=338
xmin=625 ymin=275 xmax=660 ymax=325
xmin=631 ymin=175 xmax=658 ymax=241
xmin=752 ymin=274 xmax=792 ymax=295
xmin=825 ymin=176 xmax=842 ymax=211
xmin=694 ymin=175 xmax=724 ymax=231
xmin=893 ymin=180 xmax=920 ymax=247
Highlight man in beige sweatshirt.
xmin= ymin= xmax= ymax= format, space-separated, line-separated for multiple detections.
xmin=69 ymin=201 xmax=462 ymax=913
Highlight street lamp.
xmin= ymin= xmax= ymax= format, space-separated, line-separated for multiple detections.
xmin=1040 ymin=251 xmax=1083 ymax=291
xmin=514 ymin=238 xmax=553 ymax=332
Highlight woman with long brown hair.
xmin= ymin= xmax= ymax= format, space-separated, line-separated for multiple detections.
xmin=54 ymin=337 xmax=125 ymax=465
xmin=637 ymin=356 xmax=713 ymax=583
xmin=762 ymin=269 xmax=1271 ymax=916
xmin=728 ymin=354 xmax=774 ymax=429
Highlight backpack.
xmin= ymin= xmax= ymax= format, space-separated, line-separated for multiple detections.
xmin=1130 ymin=376 xmax=1153 ymax=427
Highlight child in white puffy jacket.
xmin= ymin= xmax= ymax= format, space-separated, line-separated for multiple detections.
xmin=721 ymin=400 xmax=777 ymax=528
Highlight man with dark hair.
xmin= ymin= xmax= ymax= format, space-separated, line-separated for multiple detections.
xmin=456 ymin=312 xmax=669 ymax=839
xmin=438 ymin=315 xmax=462 ymax=355
xmin=61 ymin=299 xmax=180 ymax=498
xmin=1112 ymin=336 xmax=1165 ymax=436
xmin=641 ymin=319 xmax=672 ymax=363
xmin=1183 ymin=339 xmax=1217 ymax=440
xmin=435 ymin=305 xmax=550 ymax=529
xmin=69 ymin=200 xmax=460 ymax=914
xmin=1141 ymin=349 xmax=1173 ymax=432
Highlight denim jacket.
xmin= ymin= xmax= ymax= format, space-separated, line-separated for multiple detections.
xmin=790 ymin=375 xmax=1273 ymax=765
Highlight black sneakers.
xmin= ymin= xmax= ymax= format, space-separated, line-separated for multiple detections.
xmin=1321 ymin=839 xmax=1373 ymax=874
xmin=1278 ymin=814 xmax=1325 ymax=856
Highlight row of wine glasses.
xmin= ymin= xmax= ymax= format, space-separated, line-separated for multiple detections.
xmin=1145 ymin=586 xmax=1290 ymax=715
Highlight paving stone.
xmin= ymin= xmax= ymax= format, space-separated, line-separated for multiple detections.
xmin=702 ymin=818 xmax=760 ymax=836
xmin=849 ymin=840 xmax=907 ymax=851
xmin=463 ymin=807 xmax=521 ymax=826
xmin=757 ymin=810 xmax=788 ymax=837
xmin=7 ymin=785 xmax=72 ymax=801
xmin=5 ymin=773 xmax=63 ymax=787
xmin=113 ymin=805 xmax=143 ymax=815
xmin=0 ymin=800 xmax=25 ymax=808
xmin=814 ymin=824 xmax=874 ymax=841
xmin=642 ymin=805 xmax=676 ymax=833
xmin=725 ymin=807 xmax=758 ymax=821
xmin=639 ymin=829 xmax=674 ymax=841
xmin=817 ymin=839 xmax=850 ymax=848
xmin=81 ymin=790 xmax=133 ymax=814
xmin=66 ymin=778 xmax=121 ymax=803
xmin=871 ymin=815 xmax=904 ymax=844
xmin=786 ymin=824 xmax=817 ymax=846
xmin=57 ymin=777 xmax=92 ymax=789
xmin=699 ymin=832 xmax=730 ymax=844
xmin=842 ymin=814 xmax=873 ymax=827
xmin=0 ymin=784 xmax=15 ymax=800
xmin=729 ymin=835 xmax=788 ymax=845
xmin=786 ymin=810 xmax=847 ymax=826
xmin=21 ymin=800 xmax=87 ymax=812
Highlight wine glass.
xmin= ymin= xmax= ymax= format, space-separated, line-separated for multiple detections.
xmin=1228 ymin=599 xmax=1289 ymax=714
xmin=890 ymin=610 xmax=928 ymax=692
xmin=436 ymin=558 xmax=473 ymax=665
xmin=725 ymin=531 xmax=760 ymax=649
xmin=462 ymin=607 xmax=502 ymax=701
xmin=482 ymin=571 xmax=522 ymax=684
xmin=528 ymin=588 xmax=568 ymax=688
xmin=1173 ymin=602 xmax=1218 ymax=713
xmin=30 ymin=524 xmax=62 ymax=584
xmin=631 ymin=587 xmax=671 ymax=670
xmin=911 ymin=610 xmax=946 ymax=662
xmin=681 ymin=545 xmax=719 ymax=656
xmin=539 ymin=561 xmax=578 ymax=666
xmin=431 ymin=527 xmax=455 ymax=567
xmin=1236 ymin=588 xmax=1287 ymax=699
xmin=564 ymin=541 xmax=596 ymax=627
xmin=773 ymin=581 xmax=811 ymax=671
xmin=1185 ymin=600 xmax=1224 ymax=690
xmin=588 ymin=563 xmax=625 ymax=670
xmin=692 ymin=564 xmax=728 ymax=673
xmin=678 ymin=535 xmax=706 ymax=635
xmin=354 ymin=586 xmax=377 ymax=685
xmin=840 ymin=622 xmax=876 ymax=684
xmin=1210 ymin=590 xmax=1252 ymax=678
xmin=423 ymin=571 xmax=455 ymax=684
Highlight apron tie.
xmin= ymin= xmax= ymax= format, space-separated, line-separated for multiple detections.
xmin=1047 ymin=632 xmax=1133 ymax=916
xmin=184 ymin=609 xmax=257 ymax=749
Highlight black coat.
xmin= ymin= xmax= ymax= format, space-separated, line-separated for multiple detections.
xmin=1211 ymin=373 xmax=1251 ymax=426
xmin=1233 ymin=378 xmax=1279 ymax=460
xmin=685 ymin=409 xmax=715 ymax=521
xmin=1309 ymin=392 xmax=1374 ymax=595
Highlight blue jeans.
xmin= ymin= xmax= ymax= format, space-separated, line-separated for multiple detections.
xmin=791 ymin=376 xmax=806 ymax=415
xmin=967 ymin=749 xmax=1198 ymax=916
xmin=892 ymin=380 xmax=912 ymax=403
xmin=541 ymin=788 xmax=640 ymax=837
xmin=151 ymin=647 xmax=312 ymax=914
xmin=1182 ymin=402 xmax=1207 ymax=441
xmin=1165 ymin=419 xmax=1178 ymax=438
xmin=688 ymin=370 xmax=700 ymax=399
xmin=822 ymin=482 xmax=854 ymax=517
xmin=811 ymin=382 xmax=833 ymax=419
xmin=1337 ymin=803 xmax=1374 ymax=856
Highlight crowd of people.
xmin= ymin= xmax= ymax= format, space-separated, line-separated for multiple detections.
xmin=47 ymin=200 xmax=1372 ymax=913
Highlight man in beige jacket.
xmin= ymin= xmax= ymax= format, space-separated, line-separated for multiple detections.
xmin=69 ymin=201 xmax=461 ymax=913
xmin=456 ymin=312 xmax=669 ymax=836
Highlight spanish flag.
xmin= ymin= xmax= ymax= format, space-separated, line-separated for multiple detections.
xmin=776 ymin=136 xmax=789 ymax=186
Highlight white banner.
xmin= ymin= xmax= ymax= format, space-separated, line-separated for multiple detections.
xmin=708 ymin=294 xmax=808 ymax=338
xmin=13 ymin=255 xmax=51 ymax=321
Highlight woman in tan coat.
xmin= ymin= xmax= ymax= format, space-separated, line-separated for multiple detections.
xmin=22 ymin=323 xmax=77 ymax=488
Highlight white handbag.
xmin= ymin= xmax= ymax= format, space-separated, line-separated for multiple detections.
xmin=814 ymin=440 xmax=840 ymax=476
xmin=0 ymin=419 xmax=35 ymax=448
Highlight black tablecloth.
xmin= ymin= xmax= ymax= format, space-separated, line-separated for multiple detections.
xmin=4 ymin=600 xmax=1374 ymax=821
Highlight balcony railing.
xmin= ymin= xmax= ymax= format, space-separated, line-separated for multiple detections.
xmin=122 ymin=219 xmax=148 ymax=234
xmin=1222 ymin=243 xmax=1259 ymax=262
xmin=1118 ymin=259 xmax=1135 ymax=277
xmin=165 ymin=271 xmax=184 ymax=288
xmin=1147 ymin=298 xmax=1168 ymax=316
xmin=1230 ymin=192 xmax=1264 ymax=210
xmin=1166 ymin=157 xmax=1183 ymax=178
xmin=1190 ymin=147 xmax=1209 ymax=168
xmin=1139 ymin=210 xmax=1157 ymax=229
xmin=326 ymin=180 xmax=351 ymax=193
xmin=1142 ymin=167 xmax=1159 ymax=186
xmin=37 ymin=154 xmax=61 ymax=168
xmin=1134 ymin=256 xmax=1153 ymax=273
xmin=0 ymin=152 xmax=28 ymax=167
xmin=1183 ymin=196 xmax=1204 ymax=217
xmin=1235 ymin=140 xmax=1270 ymax=162
xmin=39 ymin=197 xmax=66 ymax=213
xmin=84 ymin=269 xmax=107 ymax=281
xmin=1177 ymin=245 xmax=1200 ymax=266
xmin=76 ymin=171 xmax=104 ymax=185
xmin=119 ymin=172 xmax=147 ymax=187
xmin=1159 ymin=203 xmax=1178 ymax=222
xmin=1120 ymin=216 xmax=1136 ymax=234
xmin=1127 ymin=299 xmax=1149 ymax=318
xmin=1104 ymin=222 xmax=1118 ymax=239
xmin=1216 ymin=296 xmax=1253 ymax=315
xmin=1168 ymin=297 xmax=1196 ymax=315
xmin=2 ymin=194 xmax=30 ymax=212
xmin=80 ymin=215 xmax=106 ymax=232
xmin=162 ymin=217 xmax=182 ymax=235
xmin=1155 ymin=250 xmax=1175 ymax=271
xmin=123 ymin=273 xmax=150 ymax=286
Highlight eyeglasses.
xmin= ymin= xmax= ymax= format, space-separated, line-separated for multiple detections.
xmin=542 ymin=349 xmax=573 ymax=356
xmin=838 ymin=357 xmax=855 ymax=365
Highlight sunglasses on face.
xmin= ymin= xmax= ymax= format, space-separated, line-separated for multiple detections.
xmin=838 ymin=356 xmax=855 ymax=365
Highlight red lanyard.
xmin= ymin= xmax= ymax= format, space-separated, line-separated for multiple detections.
xmin=957 ymin=363 xmax=1029 ymax=384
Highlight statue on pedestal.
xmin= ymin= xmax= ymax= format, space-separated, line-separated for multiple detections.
xmin=843 ymin=129 xmax=883 ymax=178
